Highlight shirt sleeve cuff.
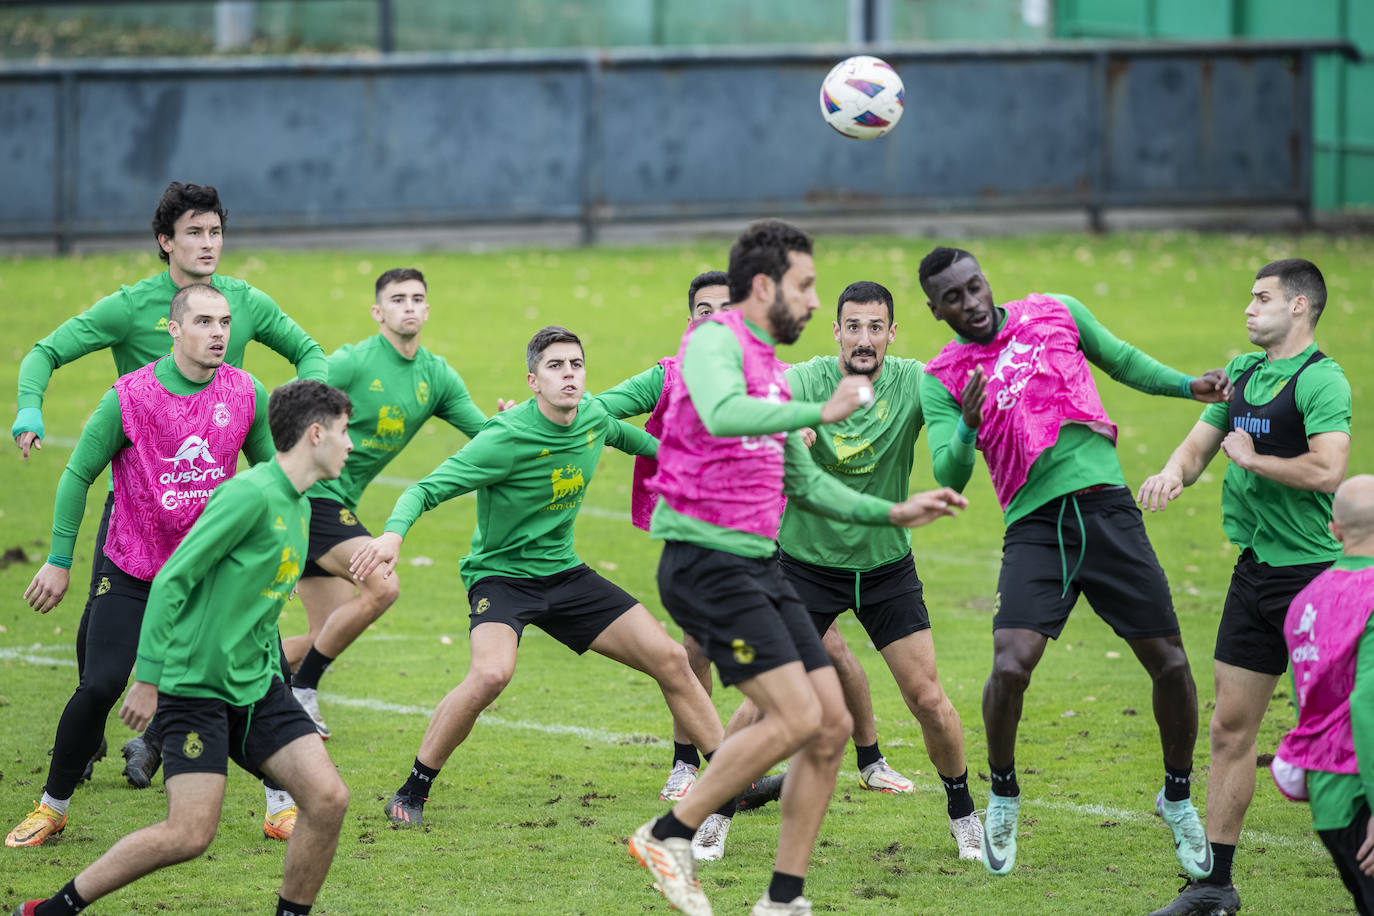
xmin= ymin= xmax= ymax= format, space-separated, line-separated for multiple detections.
xmin=46 ymin=553 xmax=73 ymax=570
xmin=955 ymin=417 xmax=978 ymax=444
xmin=1178 ymin=376 xmax=1195 ymax=397
xmin=135 ymin=656 xmax=164 ymax=686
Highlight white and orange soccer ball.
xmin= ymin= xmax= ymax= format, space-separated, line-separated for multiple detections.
xmin=818 ymin=55 xmax=905 ymax=140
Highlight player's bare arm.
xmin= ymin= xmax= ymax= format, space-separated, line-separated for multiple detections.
xmin=349 ymin=531 xmax=403 ymax=581
xmin=1137 ymin=420 xmax=1226 ymax=512
xmin=1188 ymin=368 xmax=1234 ymax=403
xmin=22 ymin=563 xmax=71 ymax=614
xmin=1221 ymin=429 xmax=1349 ymax=494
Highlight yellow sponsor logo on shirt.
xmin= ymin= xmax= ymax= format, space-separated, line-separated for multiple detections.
xmin=547 ymin=465 xmax=585 ymax=510
xmin=273 ymin=516 xmax=287 ymax=531
xmin=369 ymin=378 xmax=384 ymax=392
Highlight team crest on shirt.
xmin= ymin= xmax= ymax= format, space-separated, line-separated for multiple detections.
xmin=363 ymin=406 xmax=406 ymax=451
xmin=546 ymin=465 xmax=586 ymax=510
xmin=273 ymin=516 xmax=287 ymax=531
xmin=183 ymin=731 xmax=203 ymax=759
xmin=416 ymin=381 xmax=430 ymax=404
xmin=874 ymin=399 xmax=890 ymax=422
xmin=536 ymin=449 xmax=551 ymax=459
xmin=262 ymin=546 xmax=302 ymax=600
xmin=990 ymin=336 xmax=1046 ymax=411
xmin=212 ymin=402 xmax=231 ymax=428
xmin=731 ymin=639 xmax=756 ymax=665
xmin=475 ymin=597 xmax=490 ymax=615
xmin=586 ymin=431 xmax=597 ymax=449
xmin=96 ymin=577 xmax=111 ymax=596
xmin=339 ymin=508 xmax=359 ymax=526
xmin=830 ymin=434 xmax=876 ymax=474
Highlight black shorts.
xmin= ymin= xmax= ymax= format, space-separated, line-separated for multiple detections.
xmin=995 ymin=486 xmax=1179 ymax=640
xmin=777 ymin=549 xmax=930 ymax=651
xmin=657 ymin=541 xmax=831 ymax=687
xmin=1215 ymin=549 xmax=1332 ymax=675
xmin=466 ymin=564 xmax=638 ymax=655
xmin=160 ymin=677 xmax=319 ymax=781
xmin=1318 ymin=802 xmax=1374 ymax=915
xmin=302 ymin=496 xmax=372 ymax=577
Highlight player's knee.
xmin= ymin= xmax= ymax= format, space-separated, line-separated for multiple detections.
xmin=820 ymin=705 xmax=853 ymax=752
xmin=1208 ymin=710 xmax=1254 ymax=754
xmin=988 ymin=656 xmax=1033 ymax=694
xmin=363 ymin=573 xmax=400 ymax=614
xmin=83 ymin=669 xmax=131 ymax=709
xmin=465 ymin=664 xmax=514 ymax=703
xmin=165 ymin=820 xmax=217 ymax=860
xmin=313 ymin=775 xmax=350 ymax=823
xmin=908 ymin=680 xmax=952 ymax=722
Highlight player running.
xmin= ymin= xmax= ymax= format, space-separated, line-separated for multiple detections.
xmin=597 ymin=271 xmax=911 ymax=820
xmin=917 ymin=245 xmax=1232 ymax=878
xmin=7 ymin=285 xmax=278 ymax=848
xmin=349 ymin=326 xmax=725 ymax=831
xmin=10 ymin=379 xmax=354 ymax=916
xmin=282 ymin=268 xmax=506 ymax=739
xmin=629 ymin=220 xmax=967 ymax=916
xmin=11 ymin=180 xmax=327 ymax=789
xmin=1139 ymin=258 xmax=1351 ymax=916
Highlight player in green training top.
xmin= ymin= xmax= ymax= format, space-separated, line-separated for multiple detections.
xmin=349 ymin=327 xmax=725 ymax=831
xmin=767 ymin=280 xmax=983 ymax=859
xmin=1138 ymin=259 xmax=1351 ymax=916
xmin=11 ymin=181 xmax=327 ymax=789
xmin=10 ymin=379 xmax=354 ymax=916
xmin=282 ymin=268 xmax=507 ymax=740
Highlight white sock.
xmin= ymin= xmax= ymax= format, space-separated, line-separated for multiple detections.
xmin=265 ymin=786 xmax=295 ymax=816
xmin=41 ymin=792 xmax=71 ymax=817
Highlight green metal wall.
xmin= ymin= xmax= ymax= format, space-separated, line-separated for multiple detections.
xmin=1059 ymin=0 xmax=1373 ymax=210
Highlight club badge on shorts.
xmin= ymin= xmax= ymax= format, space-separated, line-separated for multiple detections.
xmin=183 ymin=731 xmax=204 ymax=759
xmin=732 ymin=638 xmax=756 ymax=665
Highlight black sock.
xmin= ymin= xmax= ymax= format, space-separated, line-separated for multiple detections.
xmin=714 ymin=796 xmax=738 ymax=819
xmin=650 ymin=810 xmax=696 ymax=841
xmin=275 ymin=897 xmax=312 ymax=916
xmin=768 ymin=872 xmax=804 ymax=904
xmin=35 ymin=880 xmax=87 ymax=916
xmin=673 ymin=741 xmax=701 ymax=769
xmin=940 ymin=769 xmax=976 ymax=819
xmin=1205 ymin=842 xmax=1235 ymax=886
xmin=400 ymin=758 xmax=439 ymax=799
xmin=855 ymin=742 xmax=882 ymax=771
xmin=1163 ymin=761 xmax=1191 ymax=802
xmin=702 ymin=748 xmax=714 ymax=763
xmin=989 ymin=763 xmax=1019 ymax=798
xmin=292 ymin=648 xmax=333 ymax=690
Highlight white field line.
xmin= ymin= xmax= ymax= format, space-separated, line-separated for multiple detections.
xmin=2 ymin=643 xmax=1324 ymax=852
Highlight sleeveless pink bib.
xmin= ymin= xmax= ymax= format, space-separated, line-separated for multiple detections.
xmin=648 ymin=310 xmax=790 ymax=539
xmin=925 ymin=295 xmax=1117 ymax=509
xmin=106 ymin=360 xmax=257 ymax=580
xmin=1273 ymin=565 xmax=1374 ymax=798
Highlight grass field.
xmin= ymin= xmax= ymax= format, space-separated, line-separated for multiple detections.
xmin=1 ymin=230 xmax=1371 ymax=915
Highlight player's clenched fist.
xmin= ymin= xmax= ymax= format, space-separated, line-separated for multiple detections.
xmin=820 ymin=373 xmax=876 ymax=425
xmin=888 ymin=487 xmax=968 ymax=528
xmin=349 ymin=531 xmax=404 ymax=581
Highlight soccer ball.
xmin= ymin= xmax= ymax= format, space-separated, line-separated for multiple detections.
xmin=818 ymin=55 xmax=905 ymax=140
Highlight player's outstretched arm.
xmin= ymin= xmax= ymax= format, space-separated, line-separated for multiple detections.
xmin=349 ymin=531 xmax=403 ymax=581
xmin=119 ymin=681 xmax=158 ymax=732
xmin=888 ymin=488 xmax=968 ymax=528
xmin=23 ymin=563 xmax=71 ymax=614
xmin=1138 ymin=420 xmax=1226 ymax=512
xmin=1188 ymin=369 xmax=1234 ymax=403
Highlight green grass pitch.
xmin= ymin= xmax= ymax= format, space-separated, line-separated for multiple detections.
xmin=1 ymin=230 xmax=1371 ymax=914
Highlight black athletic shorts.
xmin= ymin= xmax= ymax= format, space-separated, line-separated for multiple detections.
xmin=777 ymin=549 xmax=930 ymax=651
xmin=160 ymin=677 xmax=318 ymax=780
xmin=657 ymin=541 xmax=831 ymax=687
xmin=1318 ymin=802 xmax=1374 ymax=915
xmin=1215 ymin=549 xmax=1332 ymax=675
xmin=995 ymin=486 xmax=1179 ymax=640
xmin=466 ymin=564 xmax=638 ymax=654
xmin=302 ymin=496 xmax=372 ymax=577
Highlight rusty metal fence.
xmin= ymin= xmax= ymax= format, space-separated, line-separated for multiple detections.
xmin=0 ymin=40 xmax=1355 ymax=250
